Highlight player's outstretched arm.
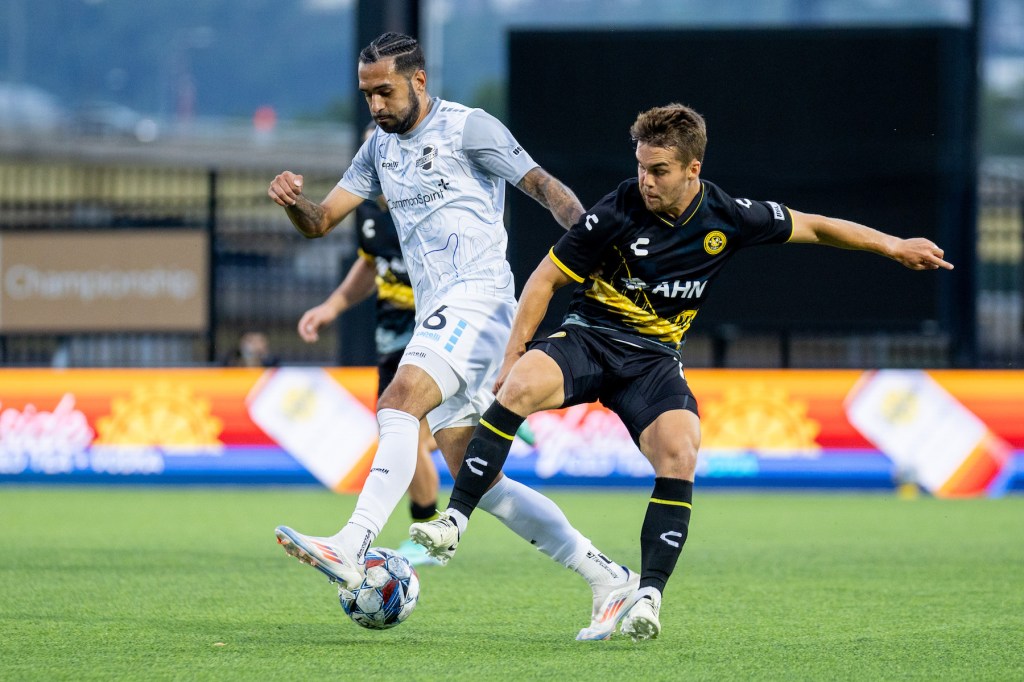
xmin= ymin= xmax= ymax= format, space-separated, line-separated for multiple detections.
xmin=493 ymin=257 xmax=574 ymax=393
xmin=297 ymin=257 xmax=378 ymax=343
xmin=515 ymin=167 xmax=586 ymax=230
xmin=788 ymin=209 xmax=954 ymax=271
xmin=268 ymin=172 xmax=364 ymax=239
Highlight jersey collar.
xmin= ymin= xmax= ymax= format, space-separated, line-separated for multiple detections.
xmin=654 ymin=181 xmax=705 ymax=228
xmin=398 ymin=96 xmax=441 ymax=141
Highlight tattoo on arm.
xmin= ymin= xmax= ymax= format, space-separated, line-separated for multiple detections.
xmin=286 ymin=195 xmax=328 ymax=238
xmin=517 ymin=167 xmax=585 ymax=230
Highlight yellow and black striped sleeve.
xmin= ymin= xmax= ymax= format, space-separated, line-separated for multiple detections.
xmin=548 ymin=247 xmax=585 ymax=283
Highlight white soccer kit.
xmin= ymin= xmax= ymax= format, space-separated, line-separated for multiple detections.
xmin=339 ymin=98 xmax=539 ymax=430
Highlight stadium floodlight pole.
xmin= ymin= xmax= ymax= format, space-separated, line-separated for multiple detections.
xmin=952 ymin=0 xmax=981 ymax=368
xmin=205 ymin=169 xmax=217 ymax=364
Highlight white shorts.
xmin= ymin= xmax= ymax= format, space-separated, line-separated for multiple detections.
xmin=398 ymin=295 xmax=516 ymax=433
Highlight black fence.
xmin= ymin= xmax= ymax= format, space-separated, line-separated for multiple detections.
xmin=0 ymin=156 xmax=1022 ymax=369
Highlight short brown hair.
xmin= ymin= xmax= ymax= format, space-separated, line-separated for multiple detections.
xmin=630 ymin=103 xmax=707 ymax=164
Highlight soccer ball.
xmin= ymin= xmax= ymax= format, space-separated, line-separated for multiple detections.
xmin=339 ymin=547 xmax=420 ymax=629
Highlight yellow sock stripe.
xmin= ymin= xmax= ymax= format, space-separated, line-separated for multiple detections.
xmin=650 ymin=497 xmax=692 ymax=509
xmin=480 ymin=418 xmax=515 ymax=441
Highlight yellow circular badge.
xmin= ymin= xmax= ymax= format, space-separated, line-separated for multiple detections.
xmin=704 ymin=230 xmax=727 ymax=255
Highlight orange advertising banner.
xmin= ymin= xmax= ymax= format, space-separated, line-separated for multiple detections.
xmin=0 ymin=368 xmax=1021 ymax=495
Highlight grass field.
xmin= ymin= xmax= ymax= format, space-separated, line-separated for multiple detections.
xmin=1 ymin=487 xmax=1022 ymax=681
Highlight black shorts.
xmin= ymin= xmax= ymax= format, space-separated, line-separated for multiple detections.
xmin=377 ymin=348 xmax=405 ymax=399
xmin=527 ymin=324 xmax=698 ymax=447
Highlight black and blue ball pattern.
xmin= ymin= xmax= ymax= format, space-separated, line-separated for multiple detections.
xmin=339 ymin=547 xmax=420 ymax=629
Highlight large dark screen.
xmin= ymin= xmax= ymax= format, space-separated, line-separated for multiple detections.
xmin=508 ymin=28 xmax=973 ymax=334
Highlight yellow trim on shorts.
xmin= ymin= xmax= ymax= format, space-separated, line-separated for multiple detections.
xmin=548 ymin=248 xmax=584 ymax=283
xmin=651 ymin=498 xmax=692 ymax=509
xmin=480 ymin=418 xmax=515 ymax=441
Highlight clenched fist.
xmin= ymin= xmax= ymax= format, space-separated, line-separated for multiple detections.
xmin=268 ymin=171 xmax=304 ymax=207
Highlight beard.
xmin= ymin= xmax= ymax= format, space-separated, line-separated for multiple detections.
xmin=375 ymin=83 xmax=421 ymax=134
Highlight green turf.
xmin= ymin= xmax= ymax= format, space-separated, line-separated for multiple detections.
xmin=1 ymin=487 xmax=1021 ymax=681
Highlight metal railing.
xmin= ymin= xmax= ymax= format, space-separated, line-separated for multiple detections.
xmin=1 ymin=155 xmax=1022 ymax=369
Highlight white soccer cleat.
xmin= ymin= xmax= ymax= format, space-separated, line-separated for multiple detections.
xmin=576 ymin=568 xmax=640 ymax=641
xmin=620 ymin=595 xmax=662 ymax=642
xmin=408 ymin=512 xmax=460 ymax=565
xmin=274 ymin=525 xmax=364 ymax=590
xmin=396 ymin=538 xmax=444 ymax=567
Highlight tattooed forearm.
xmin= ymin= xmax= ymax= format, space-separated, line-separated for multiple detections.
xmin=286 ymin=195 xmax=329 ymax=238
xmin=517 ymin=167 xmax=585 ymax=230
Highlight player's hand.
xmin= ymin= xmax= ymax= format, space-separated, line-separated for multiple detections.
xmin=492 ymin=352 xmax=522 ymax=394
xmin=297 ymin=304 xmax=336 ymax=343
xmin=892 ymin=238 xmax=954 ymax=271
xmin=269 ymin=171 xmax=305 ymax=207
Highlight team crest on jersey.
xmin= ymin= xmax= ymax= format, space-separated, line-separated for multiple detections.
xmin=416 ymin=145 xmax=437 ymax=171
xmin=704 ymin=230 xmax=727 ymax=255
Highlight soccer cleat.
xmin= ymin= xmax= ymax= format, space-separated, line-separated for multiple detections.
xmin=408 ymin=511 xmax=460 ymax=565
xmin=396 ymin=539 xmax=443 ymax=567
xmin=274 ymin=525 xmax=363 ymax=590
xmin=620 ymin=595 xmax=662 ymax=642
xmin=575 ymin=568 xmax=640 ymax=641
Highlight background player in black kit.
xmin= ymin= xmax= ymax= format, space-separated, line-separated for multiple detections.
xmin=411 ymin=103 xmax=953 ymax=639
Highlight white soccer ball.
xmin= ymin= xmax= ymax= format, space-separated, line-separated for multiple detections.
xmin=339 ymin=547 xmax=420 ymax=630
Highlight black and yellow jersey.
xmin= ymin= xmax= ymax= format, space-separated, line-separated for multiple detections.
xmin=356 ymin=200 xmax=416 ymax=355
xmin=549 ymin=178 xmax=793 ymax=349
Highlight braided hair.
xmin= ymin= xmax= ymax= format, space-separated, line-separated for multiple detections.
xmin=359 ymin=32 xmax=425 ymax=75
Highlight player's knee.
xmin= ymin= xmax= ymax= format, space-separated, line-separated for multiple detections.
xmin=652 ymin=447 xmax=697 ymax=479
xmin=496 ymin=360 xmax=563 ymax=413
xmin=643 ymin=430 xmax=699 ymax=479
xmin=378 ymin=376 xmax=427 ymax=414
xmin=496 ymin=373 xmax=546 ymax=415
xmin=378 ymin=365 xmax=443 ymax=415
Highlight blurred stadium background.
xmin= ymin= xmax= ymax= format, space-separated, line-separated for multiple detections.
xmin=1 ymin=0 xmax=1022 ymax=495
xmin=1 ymin=0 xmax=1022 ymax=370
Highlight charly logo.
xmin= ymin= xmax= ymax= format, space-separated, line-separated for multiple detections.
xmin=703 ymin=230 xmax=726 ymax=255
xmin=660 ymin=531 xmax=683 ymax=548
xmin=416 ymin=145 xmax=437 ymax=171
xmin=630 ymin=237 xmax=650 ymax=256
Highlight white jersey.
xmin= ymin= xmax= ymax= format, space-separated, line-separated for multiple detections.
xmin=339 ymin=98 xmax=538 ymax=317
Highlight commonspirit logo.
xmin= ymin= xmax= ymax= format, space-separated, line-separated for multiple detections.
xmin=3 ymin=265 xmax=198 ymax=302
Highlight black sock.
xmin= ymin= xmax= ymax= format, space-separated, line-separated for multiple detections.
xmin=447 ymin=401 xmax=525 ymax=519
xmin=639 ymin=477 xmax=693 ymax=594
xmin=410 ymin=500 xmax=438 ymax=522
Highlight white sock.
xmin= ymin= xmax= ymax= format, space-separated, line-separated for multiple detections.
xmin=572 ymin=544 xmax=628 ymax=586
xmin=635 ymin=586 xmax=662 ymax=606
xmin=446 ymin=509 xmax=470 ymax=535
xmin=332 ymin=408 xmax=419 ymax=559
xmin=477 ymin=476 xmax=587 ymax=569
